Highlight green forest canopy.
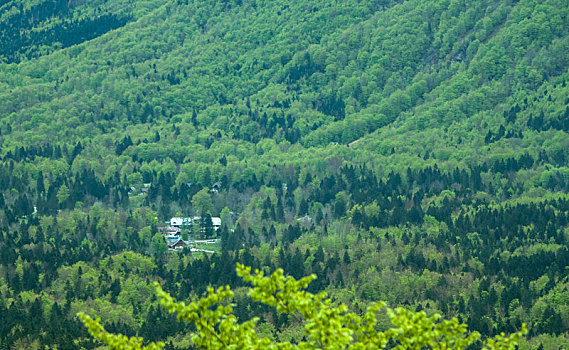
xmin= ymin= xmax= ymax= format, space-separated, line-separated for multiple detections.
xmin=79 ymin=264 xmax=527 ymax=349
xmin=0 ymin=0 xmax=568 ymax=348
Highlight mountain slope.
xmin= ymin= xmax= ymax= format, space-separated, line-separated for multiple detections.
xmin=0 ymin=0 xmax=569 ymax=348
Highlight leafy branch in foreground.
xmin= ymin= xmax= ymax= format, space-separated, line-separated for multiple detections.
xmin=78 ymin=264 xmax=527 ymax=349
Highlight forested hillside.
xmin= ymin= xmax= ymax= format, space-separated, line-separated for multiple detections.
xmin=0 ymin=0 xmax=569 ymax=348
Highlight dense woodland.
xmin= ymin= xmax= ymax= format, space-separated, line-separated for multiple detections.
xmin=1 ymin=0 xmax=569 ymax=348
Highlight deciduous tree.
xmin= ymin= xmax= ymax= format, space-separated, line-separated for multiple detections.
xmin=79 ymin=265 xmax=526 ymax=349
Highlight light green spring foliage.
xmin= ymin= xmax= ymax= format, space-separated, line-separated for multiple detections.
xmin=78 ymin=264 xmax=527 ymax=349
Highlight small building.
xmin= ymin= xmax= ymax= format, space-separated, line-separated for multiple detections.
xmin=212 ymin=217 xmax=222 ymax=231
xmin=165 ymin=232 xmax=180 ymax=240
xmin=169 ymin=216 xmax=222 ymax=230
xmin=164 ymin=226 xmax=181 ymax=235
xmin=169 ymin=238 xmax=187 ymax=250
xmin=167 ymin=235 xmax=180 ymax=245
xmin=170 ymin=217 xmax=193 ymax=227
xmin=212 ymin=182 xmax=222 ymax=192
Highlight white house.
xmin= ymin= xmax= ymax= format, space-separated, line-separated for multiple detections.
xmin=212 ymin=217 xmax=221 ymax=231
xmin=169 ymin=216 xmax=222 ymax=230
xmin=168 ymin=238 xmax=187 ymax=250
xmin=170 ymin=217 xmax=193 ymax=227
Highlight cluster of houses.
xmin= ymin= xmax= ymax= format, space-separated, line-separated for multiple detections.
xmin=169 ymin=216 xmax=222 ymax=229
xmin=162 ymin=216 xmax=222 ymax=251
